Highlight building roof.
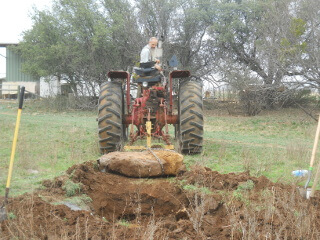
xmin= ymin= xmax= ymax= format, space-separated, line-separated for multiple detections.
xmin=0 ymin=43 xmax=19 ymax=47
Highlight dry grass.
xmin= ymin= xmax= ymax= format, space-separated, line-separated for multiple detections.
xmin=225 ymin=187 xmax=320 ymax=239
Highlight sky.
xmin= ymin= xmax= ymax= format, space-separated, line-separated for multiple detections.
xmin=0 ymin=0 xmax=52 ymax=78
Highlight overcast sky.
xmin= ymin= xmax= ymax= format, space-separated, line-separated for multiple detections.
xmin=0 ymin=0 xmax=52 ymax=78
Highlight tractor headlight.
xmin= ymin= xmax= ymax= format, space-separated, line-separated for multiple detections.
xmin=142 ymin=81 xmax=148 ymax=88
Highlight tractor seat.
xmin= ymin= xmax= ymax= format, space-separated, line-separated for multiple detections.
xmin=135 ymin=75 xmax=161 ymax=83
xmin=134 ymin=67 xmax=159 ymax=77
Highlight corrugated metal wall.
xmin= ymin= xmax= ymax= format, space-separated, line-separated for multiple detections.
xmin=6 ymin=48 xmax=38 ymax=82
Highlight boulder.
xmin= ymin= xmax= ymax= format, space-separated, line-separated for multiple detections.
xmin=98 ymin=150 xmax=185 ymax=177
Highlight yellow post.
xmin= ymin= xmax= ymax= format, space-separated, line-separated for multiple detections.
xmin=2 ymin=86 xmax=25 ymax=212
xmin=6 ymin=109 xmax=22 ymax=188
xmin=146 ymin=120 xmax=152 ymax=148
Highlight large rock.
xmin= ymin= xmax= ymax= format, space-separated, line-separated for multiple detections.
xmin=98 ymin=150 xmax=185 ymax=177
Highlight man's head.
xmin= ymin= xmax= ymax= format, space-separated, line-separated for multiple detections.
xmin=148 ymin=37 xmax=158 ymax=49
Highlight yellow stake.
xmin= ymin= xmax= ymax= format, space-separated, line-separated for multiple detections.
xmin=6 ymin=109 xmax=22 ymax=188
xmin=1 ymin=86 xmax=25 ymax=221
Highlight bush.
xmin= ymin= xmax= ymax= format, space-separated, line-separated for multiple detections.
xmin=281 ymin=89 xmax=318 ymax=108
xmin=238 ymin=86 xmax=317 ymax=115
xmin=26 ymin=95 xmax=98 ymax=112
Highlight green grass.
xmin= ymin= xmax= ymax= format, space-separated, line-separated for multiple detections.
xmin=199 ymin=109 xmax=316 ymax=184
xmin=0 ymin=99 xmax=318 ymax=196
xmin=0 ymin=100 xmax=99 ymax=196
xmin=62 ymin=180 xmax=83 ymax=197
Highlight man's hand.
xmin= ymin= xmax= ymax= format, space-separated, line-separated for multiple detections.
xmin=155 ymin=64 xmax=162 ymax=71
xmin=155 ymin=59 xmax=160 ymax=64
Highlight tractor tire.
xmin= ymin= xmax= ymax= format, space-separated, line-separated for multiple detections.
xmin=178 ymin=81 xmax=203 ymax=154
xmin=98 ymin=81 xmax=124 ymax=154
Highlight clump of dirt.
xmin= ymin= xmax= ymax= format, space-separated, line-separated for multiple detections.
xmin=1 ymin=161 xmax=320 ymax=239
xmin=98 ymin=150 xmax=185 ymax=177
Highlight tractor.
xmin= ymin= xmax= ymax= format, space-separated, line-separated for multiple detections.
xmin=97 ymin=42 xmax=203 ymax=155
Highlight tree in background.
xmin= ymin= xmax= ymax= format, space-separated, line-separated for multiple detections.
xmin=293 ymin=0 xmax=320 ymax=89
xmin=16 ymin=0 xmax=141 ymax=97
xmin=15 ymin=0 xmax=320 ymax=112
xmin=204 ymin=0 xmax=320 ymax=109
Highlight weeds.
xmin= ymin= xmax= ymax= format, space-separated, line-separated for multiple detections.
xmin=237 ymin=180 xmax=255 ymax=190
xmin=224 ymin=185 xmax=320 ymax=239
xmin=118 ymin=219 xmax=130 ymax=227
xmin=183 ymin=184 xmax=213 ymax=194
xmin=62 ymin=180 xmax=82 ymax=197
xmin=185 ymin=192 xmax=206 ymax=235
xmin=7 ymin=212 xmax=17 ymax=220
xmin=142 ymin=216 xmax=160 ymax=240
xmin=241 ymin=147 xmax=253 ymax=172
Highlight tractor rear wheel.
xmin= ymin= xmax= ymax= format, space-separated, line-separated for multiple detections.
xmin=178 ymin=81 xmax=203 ymax=154
xmin=98 ymin=81 xmax=124 ymax=154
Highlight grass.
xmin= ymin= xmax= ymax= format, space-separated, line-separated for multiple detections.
xmin=0 ymin=99 xmax=100 ymax=196
xmin=198 ymin=109 xmax=316 ymax=184
xmin=62 ymin=180 xmax=83 ymax=197
xmin=0 ymin=99 xmax=319 ymax=197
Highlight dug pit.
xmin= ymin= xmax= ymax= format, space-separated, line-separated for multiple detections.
xmin=67 ymin=161 xmax=188 ymax=220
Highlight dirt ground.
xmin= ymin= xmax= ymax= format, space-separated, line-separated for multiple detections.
xmin=1 ymin=161 xmax=320 ymax=239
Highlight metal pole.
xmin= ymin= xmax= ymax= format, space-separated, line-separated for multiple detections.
xmin=17 ymin=85 xmax=20 ymax=103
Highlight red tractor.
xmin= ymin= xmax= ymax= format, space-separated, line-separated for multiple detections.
xmin=98 ymin=56 xmax=203 ymax=154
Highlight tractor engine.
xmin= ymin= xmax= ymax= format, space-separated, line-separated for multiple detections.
xmin=130 ymin=84 xmax=170 ymax=144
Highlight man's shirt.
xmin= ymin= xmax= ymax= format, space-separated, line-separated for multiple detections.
xmin=140 ymin=44 xmax=156 ymax=63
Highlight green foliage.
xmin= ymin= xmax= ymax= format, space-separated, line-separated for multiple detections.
xmin=290 ymin=18 xmax=307 ymax=37
xmin=118 ymin=219 xmax=130 ymax=227
xmin=67 ymin=194 xmax=92 ymax=204
xmin=205 ymin=0 xmax=319 ymax=96
xmin=7 ymin=212 xmax=17 ymax=220
xmin=280 ymin=16 xmax=307 ymax=60
xmin=282 ymin=89 xmax=318 ymax=108
xmin=16 ymin=0 xmax=141 ymax=90
xmin=62 ymin=180 xmax=82 ymax=197
xmin=237 ymin=180 xmax=255 ymax=191
xmin=232 ymin=180 xmax=254 ymax=205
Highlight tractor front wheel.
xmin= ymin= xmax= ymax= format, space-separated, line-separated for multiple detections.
xmin=98 ymin=81 xmax=124 ymax=154
xmin=178 ymin=81 xmax=203 ymax=154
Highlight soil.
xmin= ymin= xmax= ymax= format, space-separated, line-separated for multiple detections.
xmin=1 ymin=162 xmax=320 ymax=239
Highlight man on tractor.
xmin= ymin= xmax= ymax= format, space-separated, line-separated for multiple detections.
xmin=140 ymin=37 xmax=162 ymax=71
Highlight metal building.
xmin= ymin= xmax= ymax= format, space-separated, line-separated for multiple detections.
xmin=0 ymin=43 xmax=39 ymax=98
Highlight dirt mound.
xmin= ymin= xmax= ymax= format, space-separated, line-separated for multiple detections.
xmin=67 ymin=161 xmax=187 ymax=220
xmin=1 ymin=162 xmax=320 ymax=239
